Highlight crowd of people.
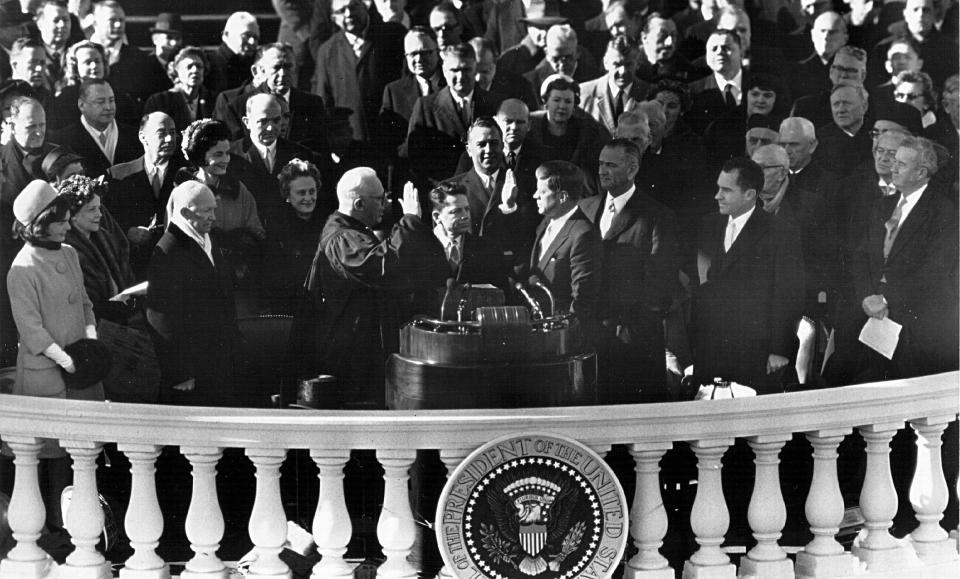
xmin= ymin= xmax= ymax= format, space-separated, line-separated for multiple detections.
xmin=0 ymin=0 xmax=957 ymax=411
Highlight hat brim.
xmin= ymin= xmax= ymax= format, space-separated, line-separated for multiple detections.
xmin=520 ymin=17 xmax=569 ymax=27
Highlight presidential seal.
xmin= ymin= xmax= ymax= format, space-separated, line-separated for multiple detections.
xmin=437 ymin=433 xmax=629 ymax=579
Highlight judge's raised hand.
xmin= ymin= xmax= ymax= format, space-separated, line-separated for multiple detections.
xmin=401 ymin=181 xmax=421 ymax=217
xmin=500 ymin=168 xmax=518 ymax=210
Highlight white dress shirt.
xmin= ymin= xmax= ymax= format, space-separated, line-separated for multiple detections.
xmin=81 ymin=117 xmax=118 ymax=164
xmin=599 ymin=184 xmax=635 ymax=238
xmin=724 ymin=205 xmax=755 ymax=251
xmin=715 ymin=69 xmax=743 ymax=106
xmin=255 ymin=141 xmax=278 ymax=173
xmin=539 ymin=206 xmax=577 ymax=261
xmin=893 ymin=183 xmax=928 ymax=228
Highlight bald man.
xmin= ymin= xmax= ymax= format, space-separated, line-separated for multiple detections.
xmin=302 ymin=172 xmax=438 ymax=409
xmin=147 ymin=181 xmax=242 ymax=406
xmin=107 ymin=111 xmax=182 ymax=276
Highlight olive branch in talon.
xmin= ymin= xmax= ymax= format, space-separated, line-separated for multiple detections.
xmin=548 ymin=520 xmax=586 ymax=572
xmin=480 ymin=522 xmax=521 ymax=569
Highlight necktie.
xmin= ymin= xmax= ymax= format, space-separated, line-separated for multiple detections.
xmin=506 ymin=151 xmax=517 ymax=171
xmin=724 ymin=84 xmax=737 ymax=108
xmin=883 ymin=194 xmax=907 ymax=259
xmin=539 ymin=222 xmax=555 ymax=260
xmin=265 ymin=149 xmax=274 ymax=173
xmin=614 ymin=90 xmax=625 ymax=120
xmin=98 ymin=131 xmax=108 ymax=147
xmin=459 ymin=98 xmax=471 ymax=128
xmin=447 ymin=238 xmax=462 ymax=270
xmin=151 ymin=168 xmax=162 ymax=195
xmin=724 ymin=219 xmax=737 ymax=252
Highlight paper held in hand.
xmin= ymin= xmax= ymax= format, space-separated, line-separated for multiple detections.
xmin=109 ymin=281 xmax=148 ymax=302
xmin=859 ymin=316 xmax=902 ymax=360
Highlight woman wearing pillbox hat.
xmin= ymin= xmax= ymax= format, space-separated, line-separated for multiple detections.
xmin=5 ymin=179 xmax=105 ymax=529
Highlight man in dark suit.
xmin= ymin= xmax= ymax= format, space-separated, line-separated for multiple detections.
xmin=8 ymin=37 xmax=54 ymax=104
xmin=106 ymin=111 xmax=181 ymax=278
xmin=524 ymin=24 xmax=601 ymax=105
xmin=686 ymin=29 xmax=746 ymax=135
xmin=427 ymin=181 xmax=509 ymax=294
xmin=829 ymin=137 xmax=958 ymax=383
xmin=312 ymin=0 xmax=406 ymax=144
xmin=495 ymin=3 xmax=565 ymax=76
xmin=229 ymin=93 xmax=315 ymax=217
xmin=870 ymin=0 xmax=959 ymax=90
xmin=0 ymin=95 xmax=58 ymax=366
xmin=89 ymin=1 xmax=170 ymax=113
xmin=439 ymin=117 xmax=531 ymax=264
xmin=204 ymin=11 xmax=260 ymax=98
xmin=529 ymin=160 xmax=602 ymax=333
xmin=752 ymin=144 xmax=838 ymax=316
xmin=579 ymin=138 xmax=681 ymax=403
xmin=49 ymin=79 xmax=139 ymax=178
xmin=407 ymin=42 xmax=504 ymax=188
xmin=791 ymin=45 xmax=868 ymax=131
xmin=215 ymin=43 xmax=327 ymax=154
xmin=788 ymin=11 xmax=848 ymax=102
xmin=471 ymin=37 xmax=539 ymax=112
xmin=147 ymin=181 xmax=242 ymax=407
xmin=692 ymin=156 xmax=805 ymax=393
xmin=579 ymin=35 xmax=650 ymax=136
xmin=380 ymin=25 xmax=444 ymax=187
xmin=636 ymin=14 xmax=698 ymax=84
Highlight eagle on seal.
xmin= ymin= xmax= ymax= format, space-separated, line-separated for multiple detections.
xmin=486 ymin=469 xmax=579 ymax=575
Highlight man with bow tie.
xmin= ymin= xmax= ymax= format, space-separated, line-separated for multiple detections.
xmin=579 ymin=138 xmax=680 ymax=403
xmin=692 ymin=157 xmax=804 ymax=394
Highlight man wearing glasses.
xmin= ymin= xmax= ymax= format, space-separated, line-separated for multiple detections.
xmin=792 ymin=44 xmax=868 ymax=129
xmin=304 ymin=171 xmax=432 ymax=409
xmin=524 ymin=24 xmax=600 ymax=106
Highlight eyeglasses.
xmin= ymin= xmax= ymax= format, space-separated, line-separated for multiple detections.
xmin=874 ymin=147 xmax=897 ymax=159
xmin=432 ymin=24 xmax=459 ymax=33
xmin=830 ymin=64 xmax=862 ymax=75
xmin=894 ymin=92 xmax=922 ymax=102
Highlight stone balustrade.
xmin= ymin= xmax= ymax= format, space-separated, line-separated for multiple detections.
xmin=0 ymin=371 xmax=957 ymax=578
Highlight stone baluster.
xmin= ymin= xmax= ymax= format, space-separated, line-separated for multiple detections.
xmin=909 ymin=416 xmax=958 ymax=565
xmin=0 ymin=437 xmax=54 ymax=579
xmin=851 ymin=422 xmax=919 ymax=572
xmin=795 ymin=429 xmax=858 ymax=579
xmin=437 ymin=448 xmax=472 ymax=579
xmin=180 ymin=446 xmax=227 ymax=579
xmin=682 ymin=438 xmax=736 ymax=579
xmin=376 ymin=449 xmax=418 ymax=579
xmin=118 ymin=443 xmax=169 ymax=579
xmin=245 ymin=448 xmax=290 ymax=578
xmin=624 ymin=442 xmax=673 ymax=579
xmin=739 ymin=434 xmax=794 ymax=578
xmin=61 ymin=440 xmax=111 ymax=578
xmin=310 ymin=449 xmax=354 ymax=579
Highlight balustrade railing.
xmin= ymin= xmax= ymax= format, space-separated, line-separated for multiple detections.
xmin=0 ymin=371 xmax=956 ymax=578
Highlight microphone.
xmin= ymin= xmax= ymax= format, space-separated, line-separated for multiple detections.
xmin=528 ymin=275 xmax=555 ymax=318
xmin=456 ymin=283 xmax=472 ymax=322
xmin=515 ymin=281 xmax=543 ymax=319
xmin=440 ymin=278 xmax=456 ymax=321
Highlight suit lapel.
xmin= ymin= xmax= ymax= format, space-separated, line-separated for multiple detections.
xmin=718 ymin=208 xmax=764 ymax=273
xmin=537 ymin=215 xmax=577 ymax=270
xmin=598 ymin=84 xmax=616 ymax=130
xmin=531 ymin=218 xmax=548 ymax=269
xmin=886 ymin=189 xmax=932 ymax=263
xmin=603 ymin=193 xmax=638 ymax=241
xmin=437 ymin=88 xmax=466 ymax=134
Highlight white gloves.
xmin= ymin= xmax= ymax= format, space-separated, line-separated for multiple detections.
xmin=44 ymin=343 xmax=76 ymax=374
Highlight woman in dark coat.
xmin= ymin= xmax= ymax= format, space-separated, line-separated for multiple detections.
xmin=261 ymin=158 xmax=329 ymax=315
xmin=527 ymin=74 xmax=611 ymax=196
xmin=143 ymin=46 xmax=215 ymax=131
xmin=57 ymin=175 xmax=137 ymax=324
